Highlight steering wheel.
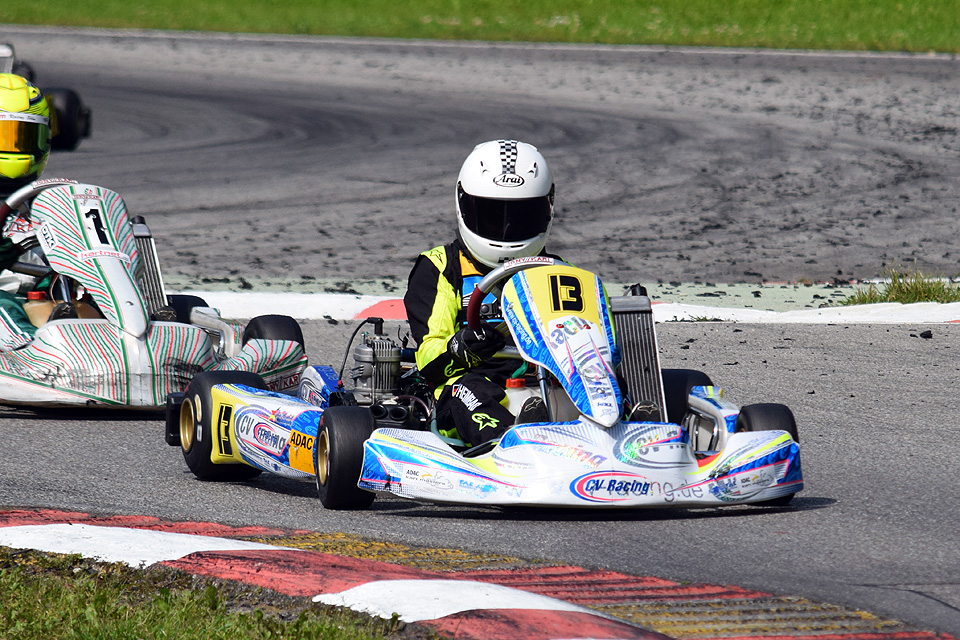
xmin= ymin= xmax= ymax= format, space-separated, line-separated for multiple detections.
xmin=0 ymin=179 xmax=77 ymax=278
xmin=0 ymin=178 xmax=80 ymax=228
xmin=465 ymin=257 xmax=570 ymax=331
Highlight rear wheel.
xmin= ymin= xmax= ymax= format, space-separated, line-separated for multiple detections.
xmin=242 ymin=315 xmax=304 ymax=349
xmin=661 ymin=369 xmax=713 ymax=424
xmin=180 ymin=371 xmax=267 ymax=481
xmin=735 ymin=403 xmax=800 ymax=506
xmin=314 ymin=406 xmax=376 ymax=510
xmin=168 ymin=294 xmax=209 ymax=324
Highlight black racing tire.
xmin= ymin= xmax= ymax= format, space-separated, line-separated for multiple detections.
xmin=735 ymin=403 xmax=800 ymax=443
xmin=167 ymin=294 xmax=209 ymax=324
xmin=242 ymin=315 xmax=304 ymax=349
xmin=661 ymin=369 xmax=714 ymax=424
xmin=314 ymin=406 xmax=376 ymax=510
xmin=180 ymin=370 xmax=267 ymax=481
xmin=45 ymin=88 xmax=86 ymax=151
xmin=735 ymin=403 xmax=800 ymax=506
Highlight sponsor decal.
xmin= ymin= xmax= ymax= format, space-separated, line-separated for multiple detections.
xmin=32 ymin=177 xmax=78 ymax=187
xmin=290 ymin=431 xmax=314 ymax=450
xmin=542 ymin=443 xmax=607 ymax=468
xmin=5 ymin=216 xmax=35 ymax=235
xmin=647 ymin=480 xmax=705 ymax=503
xmin=217 ymin=404 xmax=234 ymax=456
xmin=288 ymin=429 xmax=316 ymax=474
xmin=298 ymin=379 xmax=324 ymax=406
xmin=235 ymin=411 xmax=288 ymax=457
xmin=70 ymin=193 xmax=102 ymax=201
xmin=503 ymin=256 xmax=554 ymax=268
xmin=458 ymin=477 xmax=497 ymax=494
xmin=615 ymin=426 xmax=685 ymax=467
xmin=493 ymin=173 xmax=524 ymax=187
xmin=403 ymin=468 xmax=452 ymax=490
xmin=79 ymin=249 xmax=130 ymax=262
xmin=549 ymin=316 xmax=591 ymax=347
xmin=710 ymin=462 xmax=784 ymax=502
xmin=571 ymin=471 xmax=652 ymax=503
xmin=267 ymin=371 xmax=301 ymax=392
xmin=0 ymin=112 xmax=49 ymax=124
xmin=38 ymin=223 xmax=58 ymax=252
xmin=452 ymin=383 xmax=482 ymax=411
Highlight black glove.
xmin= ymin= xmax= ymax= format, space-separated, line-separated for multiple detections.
xmin=448 ymin=325 xmax=505 ymax=368
xmin=0 ymin=237 xmax=18 ymax=272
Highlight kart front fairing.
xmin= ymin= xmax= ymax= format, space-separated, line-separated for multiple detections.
xmin=0 ymin=182 xmax=305 ymax=407
xmin=359 ymin=420 xmax=801 ymax=507
xmin=500 ymin=264 xmax=621 ymax=427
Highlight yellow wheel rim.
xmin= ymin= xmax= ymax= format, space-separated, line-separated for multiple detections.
xmin=316 ymin=429 xmax=329 ymax=485
xmin=179 ymin=397 xmax=198 ymax=452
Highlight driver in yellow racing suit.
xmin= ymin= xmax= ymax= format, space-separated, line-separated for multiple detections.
xmin=404 ymin=140 xmax=560 ymax=448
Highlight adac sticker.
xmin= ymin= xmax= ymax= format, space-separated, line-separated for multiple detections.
xmin=571 ymin=470 xmax=652 ymax=503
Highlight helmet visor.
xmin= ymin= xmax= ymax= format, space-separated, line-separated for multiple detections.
xmin=0 ymin=113 xmax=50 ymax=158
xmin=458 ymin=184 xmax=553 ymax=242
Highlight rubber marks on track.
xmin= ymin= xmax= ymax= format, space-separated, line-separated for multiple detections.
xmin=0 ymin=509 xmax=956 ymax=640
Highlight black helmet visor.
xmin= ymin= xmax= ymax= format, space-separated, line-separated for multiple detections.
xmin=0 ymin=115 xmax=49 ymax=158
xmin=458 ymin=184 xmax=553 ymax=242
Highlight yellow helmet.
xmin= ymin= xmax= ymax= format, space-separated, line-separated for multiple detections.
xmin=0 ymin=73 xmax=50 ymax=195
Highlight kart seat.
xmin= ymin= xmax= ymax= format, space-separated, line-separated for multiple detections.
xmin=429 ymin=412 xmax=468 ymax=449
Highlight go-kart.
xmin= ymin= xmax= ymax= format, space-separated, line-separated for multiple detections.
xmin=1 ymin=42 xmax=92 ymax=151
xmin=0 ymin=178 xmax=307 ymax=407
xmin=166 ymin=257 xmax=802 ymax=510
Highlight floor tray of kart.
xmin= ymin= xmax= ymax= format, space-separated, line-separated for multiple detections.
xmin=167 ymin=258 xmax=802 ymax=510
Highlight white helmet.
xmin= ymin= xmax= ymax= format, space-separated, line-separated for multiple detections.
xmin=456 ymin=139 xmax=555 ymax=268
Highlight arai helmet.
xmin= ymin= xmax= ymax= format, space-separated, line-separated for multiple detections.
xmin=0 ymin=73 xmax=50 ymax=195
xmin=456 ymin=139 xmax=555 ymax=268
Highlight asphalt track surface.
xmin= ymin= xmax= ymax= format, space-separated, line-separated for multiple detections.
xmin=1 ymin=25 xmax=959 ymax=637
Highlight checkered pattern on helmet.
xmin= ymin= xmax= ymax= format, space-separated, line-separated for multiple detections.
xmin=497 ymin=139 xmax=519 ymax=174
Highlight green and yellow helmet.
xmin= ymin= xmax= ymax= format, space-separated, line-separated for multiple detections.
xmin=0 ymin=73 xmax=51 ymax=195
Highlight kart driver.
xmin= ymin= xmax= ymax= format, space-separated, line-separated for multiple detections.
xmin=0 ymin=72 xmax=56 ymax=334
xmin=404 ymin=139 xmax=560 ymax=448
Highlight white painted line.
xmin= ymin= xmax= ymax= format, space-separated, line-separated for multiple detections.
xmin=654 ymin=301 xmax=960 ymax=323
xmin=184 ymin=290 xmax=388 ymax=321
xmin=182 ymin=290 xmax=960 ymax=324
xmin=0 ymin=524 xmax=289 ymax=567
xmin=312 ymin=578 xmax=591 ymax=622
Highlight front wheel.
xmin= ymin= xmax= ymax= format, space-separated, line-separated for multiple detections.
xmin=735 ymin=403 xmax=799 ymax=443
xmin=180 ymin=371 xmax=267 ymax=481
xmin=735 ymin=403 xmax=800 ymax=506
xmin=661 ymin=369 xmax=713 ymax=424
xmin=314 ymin=406 xmax=376 ymax=510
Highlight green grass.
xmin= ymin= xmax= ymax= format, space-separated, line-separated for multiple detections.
xmin=841 ymin=267 xmax=960 ymax=305
xmin=2 ymin=0 xmax=959 ymax=53
xmin=0 ymin=549 xmax=415 ymax=640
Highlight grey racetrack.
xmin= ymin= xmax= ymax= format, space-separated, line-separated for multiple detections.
xmin=1 ymin=25 xmax=959 ymax=636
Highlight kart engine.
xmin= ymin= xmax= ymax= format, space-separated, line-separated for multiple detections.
xmin=351 ymin=333 xmax=401 ymax=405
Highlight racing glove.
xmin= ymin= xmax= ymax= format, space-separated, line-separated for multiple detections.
xmin=447 ymin=325 xmax=505 ymax=369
